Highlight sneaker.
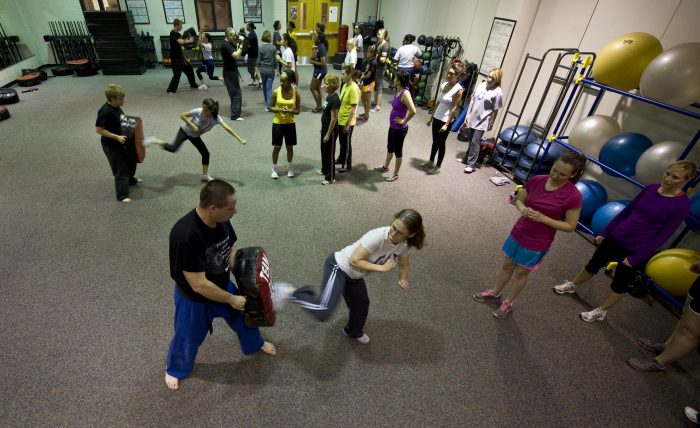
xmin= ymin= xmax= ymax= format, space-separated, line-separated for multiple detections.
xmin=553 ymin=280 xmax=576 ymax=295
xmin=684 ymin=407 xmax=699 ymax=424
xmin=626 ymin=357 xmax=666 ymax=373
xmin=419 ymin=161 xmax=433 ymax=168
xmin=201 ymin=174 xmax=214 ymax=182
xmin=385 ymin=174 xmax=399 ymax=182
xmin=428 ymin=167 xmax=441 ymax=175
xmin=370 ymin=107 xmax=381 ymax=113
xmin=637 ymin=338 xmax=666 ymax=355
xmin=473 ymin=289 xmax=502 ymax=303
xmin=271 ymin=281 xmax=296 ymax=309
xmin=464 ymin=166 xmax=475 ymax=173
xmin=315 ymin=169 xmax=324 ymax=175
xmin=321 ymin=179 xmax=335 ymax=185
xmin=119 ymin=197 xmax=133 ymax=203
xmin=271 ymin=170 xmax=278 ymax=179
xmin=374 ymin=166 xmax=389 ymax=173
xmin=143 ymin=136 xmax=161 ymax=147
xmin=198 ymin=84 xmax=207 ymax=90
xmin=248 ymin=82 xmax=257 ymax=87
xmin=234 ymin=117 xmax=244 ymax=121
xmin=342 ymin=329 xmax=370 ymax=345
xmin=287 ymin=169 xmax=295 ymax=178
xmin=456 ymin=158 xmax=465 ymax=164
xmin=579 ymin=307 xmax=607 ymax=322
xmin=493 ymin=301 xmax=513 ymax=318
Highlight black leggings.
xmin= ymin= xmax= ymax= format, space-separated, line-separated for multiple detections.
xmin=387 ymin=127 xmax=408 ymax=157
xmin=584 ymin=236 xmax=641 ymax=294
xmin=164 ymin=128 xmax=210 ymax=165
xmin=429 ymin=118 xmax=451 ymax=167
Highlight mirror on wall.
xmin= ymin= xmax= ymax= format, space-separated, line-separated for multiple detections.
xmin=0 ymin=15 xmax=34 ymax=71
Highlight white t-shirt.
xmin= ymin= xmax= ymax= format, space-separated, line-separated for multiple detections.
xmin=344 ymin=49 xmax=357 ymax=67
xmin=335 ymin=226 xmax=410 ymax=280
xmin=354 ymin=34 xmax=364 ymax=59
xmin=181 ymin=108 xmax=225 ymax=138
xmin=433 ymin=82 xmax=463 ymax=123
xmin=201 ymin=42 xmax=213 ymax=61
xmin=468 ymin=82 xmax=503 ymax=131
xmin=281 ymin=46 xmax=295 ymax=73
xmin=394 ymin=44 xmax=421 ymax=68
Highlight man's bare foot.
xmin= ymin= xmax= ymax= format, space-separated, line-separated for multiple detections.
xmin=165 ymin=372 xmax=180 ymax=390
xmin=260 ymin=341 xmax=277 ymax=355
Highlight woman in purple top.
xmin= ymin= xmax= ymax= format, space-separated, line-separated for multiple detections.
xmin=553 ymin=160 xmax=697 ymax=322
xmin=474 ymin=152 xmax=587 ymax=318
xmin=373 ymin=71 xmax=416 ymax=182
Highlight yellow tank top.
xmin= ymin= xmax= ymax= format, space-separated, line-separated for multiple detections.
xmin=273 ymin=87 xmax=296 ymax=124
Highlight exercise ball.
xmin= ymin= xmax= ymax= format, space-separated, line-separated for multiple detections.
xmin=599 ymin=132 xmax=653 ymax=177
xmin=421 ymin=51 xmax=431 ymax=61
xmin=592 ymin=32 xmax=662 ymax=91
xmin=414 ymin=59 xmax=423 ymax=70
xmin=590 ymin=200 xmax=630 ymax=235
xmin=415 ymin=95 xmax=423 ymax=103
xmin=575 ymin=179 xmax=609 ymax=220
xmin=685 ymin=192 xmax=700 ymax=232
xmin=523 ymin=141 xmax=568 ymax=162
xmin=568 ymin=115 xmax=620 ymax=155
xmin=640 ymin=43 xmax=700 ymax=107
xmin=635 ymin=141 xmax=685 ymax=184
xmin=645 ymin=248 xmax=700 ymax=297
xmin=425 ymin=36 xmax=434 ymax=47
xmin=417 ymin=81 xmax=426 ymax=89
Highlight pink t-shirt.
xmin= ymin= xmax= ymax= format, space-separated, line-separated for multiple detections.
xmin=510 ymin=175 xmax=582 ymax=251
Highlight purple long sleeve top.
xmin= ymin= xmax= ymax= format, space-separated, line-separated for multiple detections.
xmin=600 ymin=183 xmax=690 ymax=266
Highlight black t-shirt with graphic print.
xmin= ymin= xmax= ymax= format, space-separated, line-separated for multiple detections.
xmin=169 ymin=209 xmax=237 ymax=303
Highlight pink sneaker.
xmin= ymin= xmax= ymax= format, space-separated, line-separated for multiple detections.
xmin=472 ymin=289 xmax=502 ymax=303
xmin=493 ymin=301 xmax=513 ymax=318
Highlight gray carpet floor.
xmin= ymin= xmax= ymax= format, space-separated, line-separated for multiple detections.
xmin=0 ymin=66 xmax=698 ymax=427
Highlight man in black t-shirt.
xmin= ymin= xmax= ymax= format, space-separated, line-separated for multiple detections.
xmin=165 ymin=180 xmax=276 ymax=390
xmin=166 ymin=19 xmax=198 ymax=94
xmin=222 ymin=27 xmax=245 ymax=120
xmin=94 ymin=83 xmax=139 ymax=203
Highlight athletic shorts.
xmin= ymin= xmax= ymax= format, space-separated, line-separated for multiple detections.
xmin=502 ymin=235 xmax=548 ymax=270
xmin=272 ymin=123 xmax=297 ymax=146
xmin=362 ymin=82 xmax=375 ymax=93
xmin=313 ymin=71 xmax=326 ymax=81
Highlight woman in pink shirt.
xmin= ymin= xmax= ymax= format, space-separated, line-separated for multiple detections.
xmin=473 ymin=152 xmax=587 ymax=318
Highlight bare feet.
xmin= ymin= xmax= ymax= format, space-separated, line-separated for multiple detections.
xmin=260 ymin=341 xmax=277 ymax=355
xmin=164 ymin=372 xmax=180 ymax=390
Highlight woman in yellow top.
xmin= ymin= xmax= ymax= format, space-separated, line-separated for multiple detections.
xmin=336 ymin=65 xmax=360 ymax=172
xmin=269 ymin=70 xmax=301 ymax=179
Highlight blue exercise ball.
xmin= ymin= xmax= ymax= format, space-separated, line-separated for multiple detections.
xmin=523 ymin=141 xmax=567 ymax=162
xmin=599 ymin=132 xmax=653 ymax=177
xmin=685 ymin=192 xmax=700 ymax=233
xmin=575 ymin=179 xmax=608 ymax=220
xmin=591 ymin=200 xmax=631 ymax=235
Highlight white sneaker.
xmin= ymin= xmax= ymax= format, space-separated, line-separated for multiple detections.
xmin=271 ymin=169 xmax=278 ymax=179
xmin=201 ymin=174 xmax=214 ymax=182
xmin=553 ymin=280 xmax=576 ymax=295
xmin=198 ymin=84 xmax=207 ymax=90
xmin=580 ymin=307 xmax=607 ymax=322
xmin=342 ymin=329 xmax=370 ymax=345
xmin=428 ymin=167 xmax=441 ymax=175
xmin=684 ymin=407 xmax=699 ymax=424
xmin=287 ymin=169 xmax=295 ymax=178
xmin=271 ymin=281 xmax=296 ymax=309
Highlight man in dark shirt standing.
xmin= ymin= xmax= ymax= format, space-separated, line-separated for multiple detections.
xmin=95 ymin=83 xmax=139 ymax=203
xmin=165 ymin=180 xmax=277 ymax=390
xmin=222 ymin=27 xmax=245 ymax=120
xmin=167 ymin=18 xmax=198 ymax=94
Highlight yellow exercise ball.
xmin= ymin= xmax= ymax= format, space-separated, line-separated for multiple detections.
xmin=645 ymin=248 xmax=700 ymax=297
xmin=592 ymin=32 xmax=663 ymax=91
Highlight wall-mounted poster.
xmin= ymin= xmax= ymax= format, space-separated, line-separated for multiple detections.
xmin=243 ymin=0 xmax=262 ymax=23
xmin=479 ymin=17 xmax=516 ymax=76
xmin=163 ymin=0 xmax=184 ymax=24
xmin=126 ymin=0 xmax=149 ymax=24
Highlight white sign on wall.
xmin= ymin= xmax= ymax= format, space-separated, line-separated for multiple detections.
xmin=479 ymin=18 xmax=516 ymax=76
